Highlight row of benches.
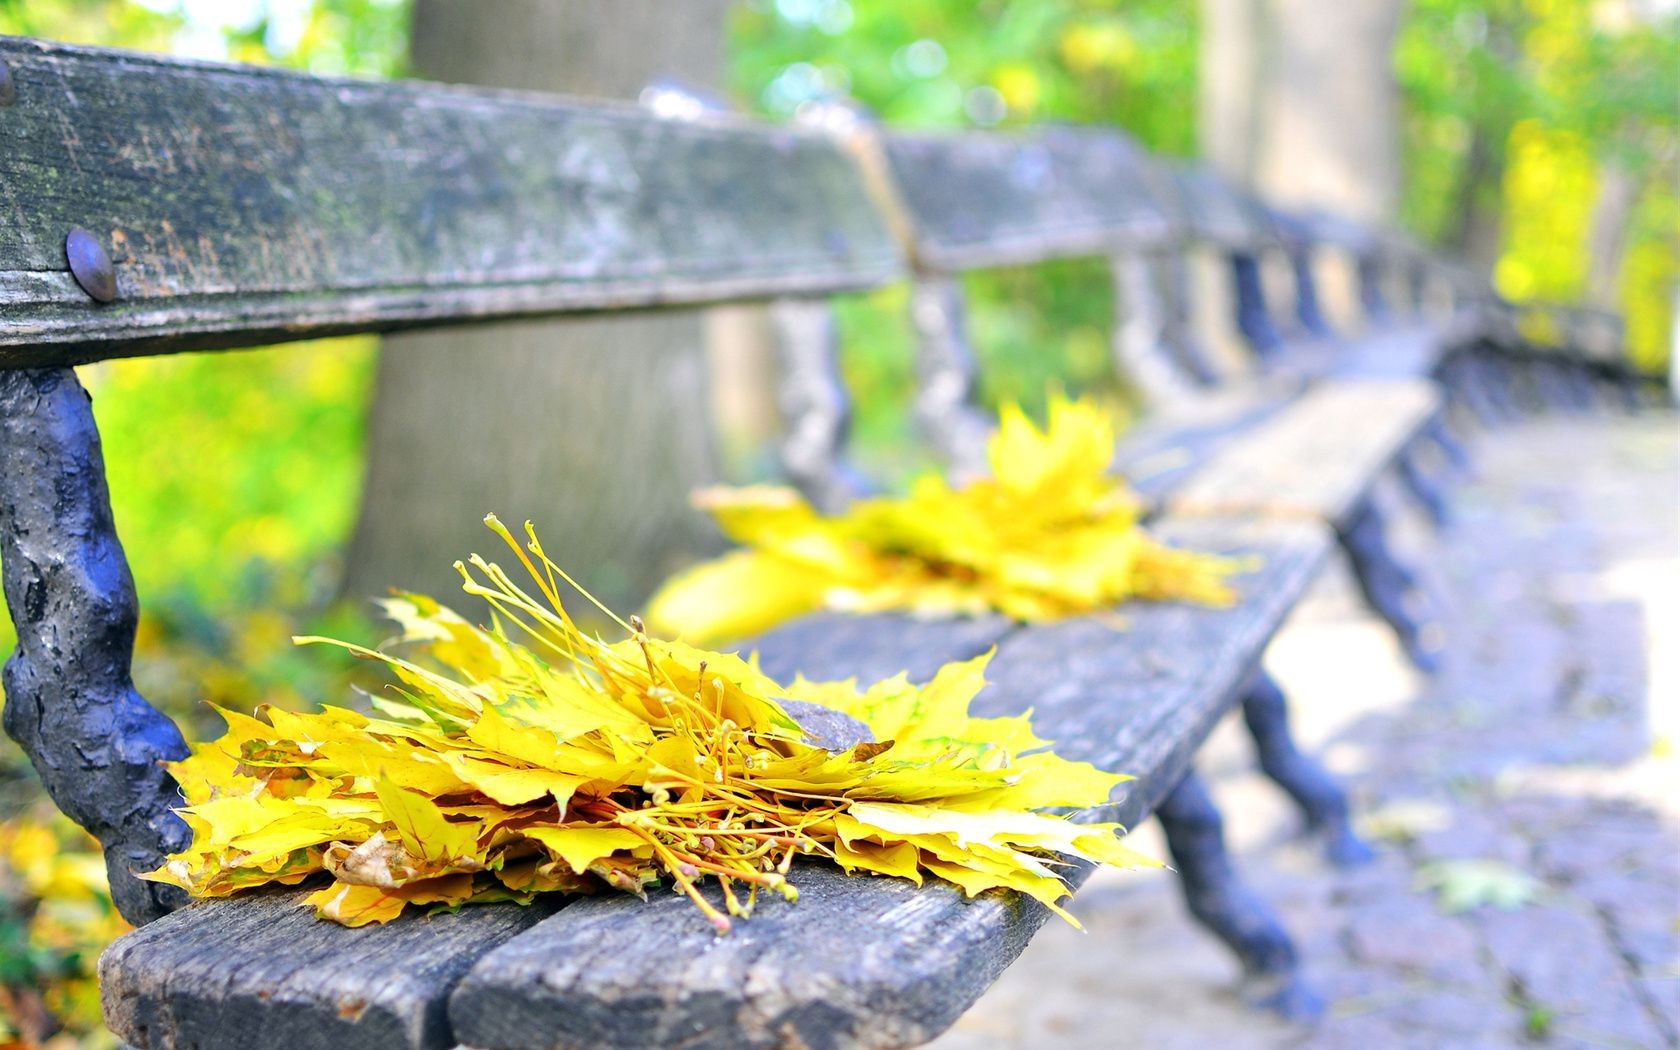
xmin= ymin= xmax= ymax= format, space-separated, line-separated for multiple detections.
xmin=0 ymin=34 xmax=1642 ymax=1050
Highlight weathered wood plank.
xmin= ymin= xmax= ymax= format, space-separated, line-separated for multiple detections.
xmin=1166 ymin=380 xmax=1442 ymax=524
xmin=1113 ymin=378 xmax=1303 ymax=501
xmin=0 ymin=36 xmax=900 ymax=366
xmin=874 ymin=126 xmax=1177 ymax=272
xmin=974 ymin=517 xmax=1331 ymax=831
xmin=450 ymin=859 xmax=1060 ymax=1050
xmin=100 ymin=890 xmax=560 ymax=1050
xmin=746 ymin=610 xmax=1016 ymax=686
xmin=1268 ymin=323 xmax=1452 ymax=381
xmin=446 ymin=517 xmax=1329 ymax=1050
xmin=1166 ymin=165 xmax=1276 ymax=250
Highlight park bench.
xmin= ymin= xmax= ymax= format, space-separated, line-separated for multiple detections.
xmin=840 ymin=125 xmax=1454 ymax=672
xmin=1423 ymin=261 xmax=1665 ymax=416
xmin=1149 ymin=164 xmax=1479 ymax=552
xmin=0 ymin=36 xmax=1489 ymax=1050
xmin=1487 ymin=301 xmax=1660 ymax=410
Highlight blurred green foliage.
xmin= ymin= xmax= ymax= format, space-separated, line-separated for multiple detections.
xmin=1394 ymin=0 xmax=1679 ymax=372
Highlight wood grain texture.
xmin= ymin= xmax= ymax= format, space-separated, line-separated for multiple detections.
xmin=446 ymin=517 xmax=1329 ymax=1050
xmin=450 ymin=860 xmax=1060 ymax=1050
xmin=875 ymin=126 xmax=1178 ymax=272
xmin=0 ymin=36 xmax=899 ymax=366
xmin=745 ymin=610 xmax=1015 ymax=687
xmin=100 ymin=890 xmax=560 ymax=1050
xmin=1167 ymin=380 xmax=1442 ymax=525
xmin=973 ymin=517 xmax=1331 ymax=831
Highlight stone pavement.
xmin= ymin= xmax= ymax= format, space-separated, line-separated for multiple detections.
xmin=929 ymin=412 xmax=1680 ymax=1049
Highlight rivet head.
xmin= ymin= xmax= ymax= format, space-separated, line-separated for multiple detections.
xmin=66 ymin=228 xmax=117 ymax=303
xmin=0 ymin=60 xmax=14 ymax=106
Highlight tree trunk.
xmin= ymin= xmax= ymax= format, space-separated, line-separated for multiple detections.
xmin=1585 ymin=157 xmax=1639 ymax=308
xmin=343 ymin=0 xmax=730 ymax=614
xmin=1443 ymin=121 xmax=1505 ymax=267
xmin=1199 ymin=0 xmax=1404 ymax=339
xmin=1201 ymin=0 xmax=1404 ymax=222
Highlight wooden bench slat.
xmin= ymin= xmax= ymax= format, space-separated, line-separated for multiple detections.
xmin=747 ymin=610 xmax=1016 ymax=686
xmin=876 ymin=127 xmax=1177 ymax=272
xmin=446 ymin=517 xmax=1328 ymax=1050
xmin=1268 ymin=323 xmax=1452 ymax=381
xmin=1113 ymin=378 xmax=1305 ymax=500
xmin=1166 ymin=380 xmax=1442 ymax=524
xmin=99 ymin=890 xmax=559 ymax=1050
xmin=973 ymin=516 xmax=1330 ymax=829
xmin=0 ymin=36 xmax=900 ymax=367
xmin=1167 ymin=165 xmax=1274 ymax=250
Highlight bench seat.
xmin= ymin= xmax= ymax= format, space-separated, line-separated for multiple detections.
xmin=1114 ymin=376 xmax=1307 ymax=499
xmin=101 ymin=516 xmax=1329 ymax=1050
xmin=1165 ymin=380 xmax=1442 ymax=526
xmin=1265 ymin=321 xmax=1455 ymax=382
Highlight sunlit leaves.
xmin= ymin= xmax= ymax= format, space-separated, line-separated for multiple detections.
xmin=0 ymin=805 xmax=129 ymax=1046
xmin=151 ymin=517 xmax=1153 ymax=931
xmin=648 ymin=394 xmax=1241 ymax=645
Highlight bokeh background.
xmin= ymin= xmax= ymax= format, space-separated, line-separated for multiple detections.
xmin=0 ymin=1 xmax=1675 ymax=1045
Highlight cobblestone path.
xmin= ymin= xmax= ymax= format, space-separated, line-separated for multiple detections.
xmin=930 ymin=413 xmax=1679 ymax=1050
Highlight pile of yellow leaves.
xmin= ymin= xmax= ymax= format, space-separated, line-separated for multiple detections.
xmin=647 ymin=394 xmax=1242 ymax=645
xmin=150 ymin=516 xmax=1152 ymax=930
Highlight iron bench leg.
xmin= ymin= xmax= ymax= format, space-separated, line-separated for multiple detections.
xmin=1425 ymin=413 xmax=1471 ymax=477
xmin=1338 ymin=495 xmax=1445 ymax=674
xmin=0 ymin=368 xmax=190 ymax=926
xmin=1395 ymin=442 xmax=1451 ymax=529
xmin=1396 ymin=406 xmax=1472 ymax=531
xmin=1156 ymin=769 xmax=1324 ymax=1021
xmin=1242 ymin=672 xmax=1374 ymax=867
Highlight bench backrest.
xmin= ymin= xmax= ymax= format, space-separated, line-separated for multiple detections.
xmin=0 ymin=35 xmax=902 ymax=367
xmin=855 ymin=126 xmax=1220 ymax=472
xmin=872 ymin=126 xmax=1177 ymax=272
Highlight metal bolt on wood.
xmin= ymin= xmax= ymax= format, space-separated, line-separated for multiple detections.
xmin=65 ymin=228 xmax=117 ymax=303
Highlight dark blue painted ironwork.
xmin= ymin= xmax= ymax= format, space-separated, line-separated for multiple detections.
xmin=1427 ymin=414 xmax=1471 ymax=472
xmin=1288 ymin=247 xmax=1336 ymax=339
xmin=1243 ymin=673 xmax=1375 ymax=868
xmin=0 ymin=367 xmax=190 ymax=925
xmin=1231 ymin=252 xmax=1285 ymax=360
xmin=1161 ymin=249 xmax=1225 ymax=385
xmin=909 ymin=276 xmax=996 ymax=479
xmin=1339 ymin=496 xmax=1443 ymax=674
xmin=1155 ymin=769 xmax=1324 ymax=1020
xmin=771 ymin=298 xmax=875 ymax=514
xmin=1357 ymin=254 xmax=1391 ymax=324
xmin=1396 ymin=445 xmax=1451 ymax=529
